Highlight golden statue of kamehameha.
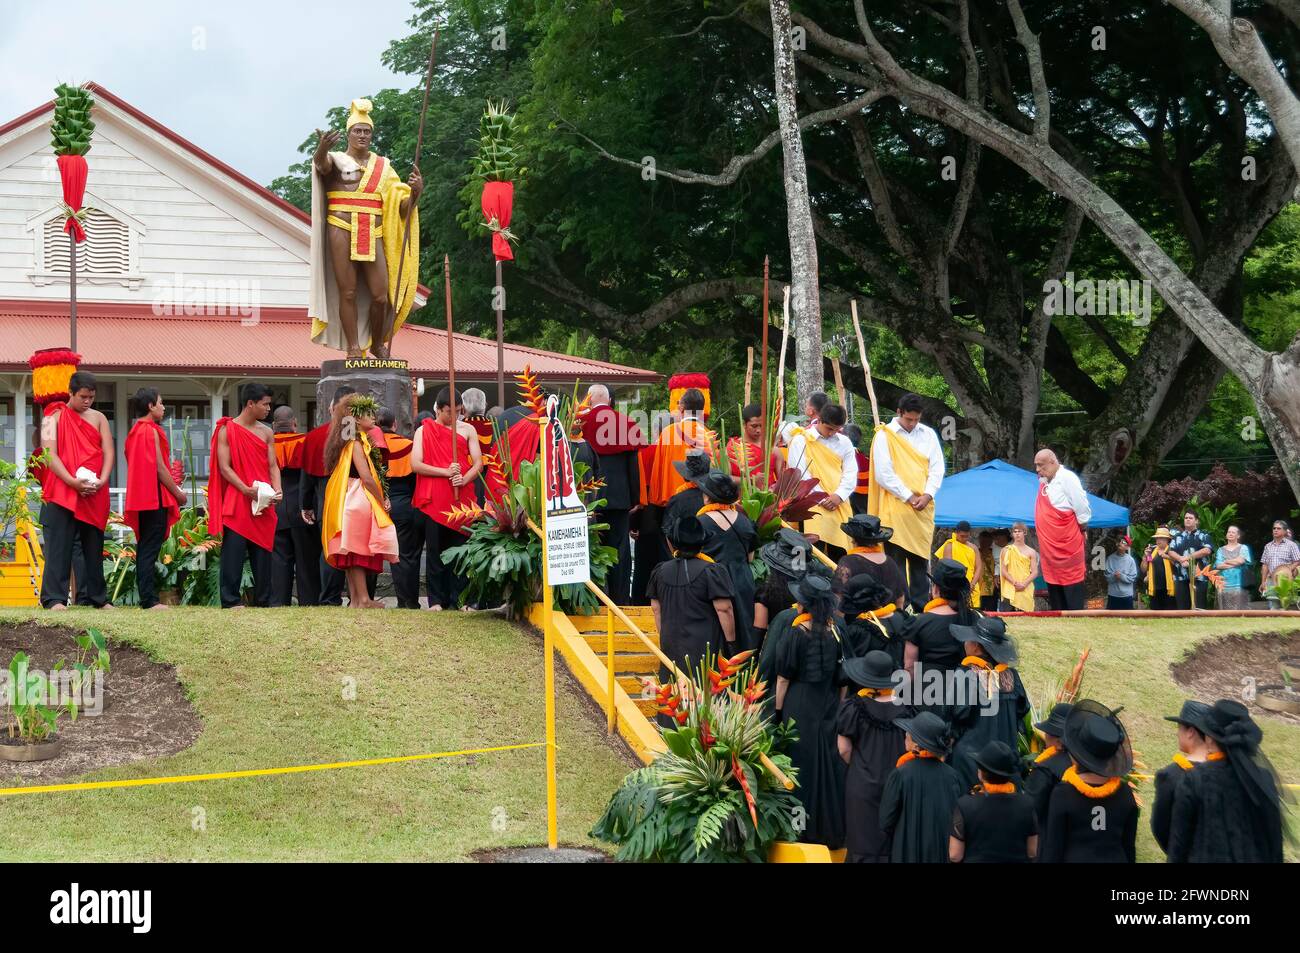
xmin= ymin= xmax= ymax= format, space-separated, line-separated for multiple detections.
xmin=308 ymin=99 xmax=422 ymax=360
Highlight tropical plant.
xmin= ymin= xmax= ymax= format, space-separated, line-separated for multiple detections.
xmin=51 ymin=83 xmax=94 ymax=156
xmin=591 ymin=647 xmax=803 ymax=862
xmin=443 ymin=456 xmax=617 ymax=616
xmin=5 ymin=652 xmax=74 ymax=743
xmin=473 ymin=99 xmax=522 ymax=184
xmin=1183 ymin=495 xmax=1238 ymax=546
xmin=102 ymin=523 xmax=138 ymax=607
xmin=1266 ymin=574 xmax=1300 ymax=610
xmin=101 ymin=509 xmax=241 ymax=607
xmin=67 ymin=627 xmax=110 ymax=717
xmin=0 ymin=454 xmax=44 ymax=561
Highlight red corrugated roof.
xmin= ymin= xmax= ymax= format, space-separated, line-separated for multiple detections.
xmin=0 ymin=301 xmax=659 ymax=383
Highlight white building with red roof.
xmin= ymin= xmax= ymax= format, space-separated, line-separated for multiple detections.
xmin=0 ymin=84 xmax=655 ymax=494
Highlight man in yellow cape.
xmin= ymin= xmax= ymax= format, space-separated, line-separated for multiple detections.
xmin=868 ymin=393 xmax=946 ymax=610
xmin=309 ymin=98 xmax=421 ymax=359
xmin=785 ymin=404 xmax=856 ymax=552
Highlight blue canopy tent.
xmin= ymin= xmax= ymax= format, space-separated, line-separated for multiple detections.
xmin=933 ymin=459 xmax=1130 ymax=529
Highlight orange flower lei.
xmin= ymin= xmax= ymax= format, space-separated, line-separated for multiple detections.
xmin=1034 ymin=745 xmax=1060 ymax=764
xmin=922 ymin=597 xmax=950 ymax=612
xmin=896 ymin=750 xmax=939 ymax=768
xmin=1172 ymin=753 xmax=1197 ymax=771
xmin=673 ymin=551 xmax=715 ymax=563
xmin=848 ymin=545 xmax=884 ymax=555
xmin=1062 ymin=765 xmax=1123 ymax=798
xmin=962 ymin=655 xmax=1009 ymax=673
xmin=697 ymin=503 xmax=737 ymax=516
xmin=857 ymin=687 xmax=894 ymax=699
xmin=1206 ymin=751 xmax=1226 ymax=761
xmin=857 ymin=605 xmax=896 ymax=621
xmin=978 ymin=781 xmax=1016 ymax=795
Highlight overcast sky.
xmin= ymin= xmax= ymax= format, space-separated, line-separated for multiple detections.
xmin=0 ymin=0 xmax=419 ymax=185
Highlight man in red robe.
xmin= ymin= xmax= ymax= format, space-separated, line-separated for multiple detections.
xmin=582 ymin=384 xmax=646 ymax=603
xmin=300 ymin=385 xmax=355 ymax=605
xmin=726 ymin=402 xmax=779 ymax=488
xmin=39 ymin=370 xmax=114 ymax=609
xmin=124 ymin=386 xmax=187 ymax=609
xmin=412 ymin=386 xmax=482 ymax=610
xmin=209 ymin=382 xmax=281 ymax=608
xmin=269 ymin=405 xmax=319 ymax=607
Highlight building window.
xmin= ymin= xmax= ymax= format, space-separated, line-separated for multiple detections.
xmin=25 ymin=193 xmax=146 ymax=289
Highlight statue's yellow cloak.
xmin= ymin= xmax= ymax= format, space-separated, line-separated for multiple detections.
xmin=309 ymin=150 xmax=420 ymax=352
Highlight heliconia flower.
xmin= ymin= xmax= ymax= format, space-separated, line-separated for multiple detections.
xmin=743 ymin=680 xmax=768 ymax=705
xmin=673 ymin=709 xmax=689 ymax=725
xmin=699 ymin=720 xmax=716 ymax=749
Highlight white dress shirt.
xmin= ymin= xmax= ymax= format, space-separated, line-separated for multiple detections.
xmin=787 ymin=429 xmax=857 ymax=501
xmin=869 ymin=417 xmax=945 ymax=501
xmin=1042 ymin=466 xmax=1091 ymax=525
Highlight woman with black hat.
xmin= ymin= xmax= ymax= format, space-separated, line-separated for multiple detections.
xmin=948 ymin=617 xmax=1031 ymax=793
xmin=695 ymin=470 xmax=759 ymax=650
xmin=647 ymin=516 xmax=737 ymax=711
xmin=754 ymin=529 xmax=819 ymax=674
xmin=837 ymin=650 xmax=912 ymax=862
xmin=1023 ymin=702 xmax=1075 ymax=831
xmin=660 ymin=449 xmax=709 ymax=550
xmin=1040 ymin=701 xmax=1139 ymax=863
xmin=775 ymin=573 xmax=847 ymax=849
xmin=1150 ymin=700 xmax=1212 ymax=856
xmin=840 ymin=574 xmax=909 ymax=669
xmin=1167 ymin=699 xmax=1288 ymax=863
xmin=949 ymin=740 xmax=1039 ymax=863
xmin=880 ymin=711 xmax=964 ymax=863
xmin=834 ymin=514 xmax=906 ymax=609
xmin=903 ymin=559 xmax=978 ymax=681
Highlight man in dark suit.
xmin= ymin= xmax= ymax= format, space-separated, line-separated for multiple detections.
xmin=583 ymin=384 xmax=646 ymax=604
xmin=269 ymin=405 xmax=320 ymax=606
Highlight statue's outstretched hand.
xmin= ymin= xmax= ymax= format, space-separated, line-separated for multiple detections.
xmin=314 ymin=128 xmax=341 ymax=160
xmin=408 ymin=166 xmax=424 ymax=199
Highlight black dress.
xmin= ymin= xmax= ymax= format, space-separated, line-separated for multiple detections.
xmin=661 ymin=487 xmax=704 ymax=553
xmin=1150 ymin=758 xmax=1193 ymax=855
xmin=1166 ymin=758 xmax=1284 ymax=863
xmin=949 ymin=665 xmax=1031 ymax=793
xmin=837 ymin=695 xmax=910 ymax=862
xmin=647 ymin=557 xmax=736 ymax=680
xmin=1040 ymin=778 xmax=1139 ymax=863
xmin=905 ymin=610 xmax=967 ymax=673
xmin=700 ymin=512 xmax=758 ymax=650
xmin=841 ymin=610 xmax=909 ymax=671
xmin=879 ymin=756 xmax=963 ymax=863
xmin=1024 ymin=747 xmax=1072 ymax=832
xmin=835 ymin=552 xmax=907 ymax=606
xmin=777 ymin=620 xmax=847 ymax=849
xmin=952 ymin=789 xmax=1038 ymax=863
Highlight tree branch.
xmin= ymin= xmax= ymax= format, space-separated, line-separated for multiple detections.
xmin=1005 ymin=0 xmax=1051 ymax=146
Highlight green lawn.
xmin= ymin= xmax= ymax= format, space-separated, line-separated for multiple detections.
xmin=0 ymin=607 xmax=634 ymax=861
xmin=0 ymin=609 xmax=1293 ymax=862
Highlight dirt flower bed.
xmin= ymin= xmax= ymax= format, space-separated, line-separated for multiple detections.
xmin=1170 ymin=630 xmax=1300 ymax=727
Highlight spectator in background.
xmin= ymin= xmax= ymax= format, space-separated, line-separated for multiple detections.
xmin=975 ymin=530 xmax=998 ymax=611
xmin=999 ymin=521 xmax=1038 ymax=612
xmin=991 ymin=528 xmax=1010 ymax=603
xmin=1105 ymin=536 xmax=1139 ymax=610
xmin=1260 ymin=520 xmax=1300 ymax=609
xmin=934 ymin=520 xmax=981 ymax=608
xmin=1171 ymin=510 xmax=1213 ymax=610
xmin=1213 ymin=526 xmax=1253 ymax=610
xmin=841 ymin=423 xmax=872 ymax=515
xmin=1142 ymin=527 xmax=1179 ymax=611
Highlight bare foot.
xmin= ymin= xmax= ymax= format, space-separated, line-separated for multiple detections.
xmin=148 ymin=603 xmax=170 ymax=611
xmin=427 ymin=604 xmax=443 ymax=612
xmin=459 ymin=605 xmax=475 ymax=613
xmin=48 ymin=603 xmax=67 ymax=612
xmin=360 ymin=599 xmax=386 ymax=609
xmin=346 ymin=348 xmax=367 ymax=360
xmin=228 ymin=604 xmax=246 ymax=611
xmin=99 ymin=603 xmax=115 ymax=610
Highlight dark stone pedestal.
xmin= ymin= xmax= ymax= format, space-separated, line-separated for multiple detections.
xmin=317 ymin=359 xmax=415 ymax=436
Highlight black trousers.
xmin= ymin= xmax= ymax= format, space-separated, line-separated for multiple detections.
xmin=39 ymin=503 xmax=108 ymax=608
xmin=1046 ymin=582 xmax=1086 ymax=611
xmin=599 ymin=508 xmax=631 ymax=604
xmin=421 ymin=512 xmax=465 ymax=609
xmin=313 ymin=482 xmax=345 ymax=605
xmin=220 ymin=528 xmax=272 ymax=608
xmin=1149 ymin=592 xmax=1177 ymax=611
xmin=135 ymin=508 xmax=169 ymax=608
xmin=1174 ymin=579 xmax=1209 ymax=610
xmin=885 ymin=541 xmax=930 ymax=612
xmin=631 ymin=505 xmax=665 ymax=606
xmin=389 ymin=491 xmax=423 ymax=609
xmin=271 ymin=525 xmax=322 ymax=607
xmin=1106 ymin=595 xmax=1135 ymax=610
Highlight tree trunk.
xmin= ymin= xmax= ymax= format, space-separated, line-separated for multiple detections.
xmin=768 ymin=0 xmax=825 ymax=404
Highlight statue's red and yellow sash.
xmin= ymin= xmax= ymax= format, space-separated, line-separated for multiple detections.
xmin=327 ymin=154 xmax=388 ymax=261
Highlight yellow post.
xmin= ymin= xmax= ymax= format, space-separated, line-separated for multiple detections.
xmin=538 ymin=415 xmax=559 ymax=849
xmin=606 ymin=606 xmax=616 ymax=734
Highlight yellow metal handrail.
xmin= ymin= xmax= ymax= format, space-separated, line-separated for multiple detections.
xmin=526 ymin=517 xmax=793 ymax=790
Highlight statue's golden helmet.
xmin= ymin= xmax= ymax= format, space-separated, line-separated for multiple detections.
xmin=346 ymin=99 xmax=374 ymax=130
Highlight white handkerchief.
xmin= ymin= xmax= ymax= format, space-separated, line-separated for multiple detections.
xmin=74 ymin=466 xmax=99 ymax=486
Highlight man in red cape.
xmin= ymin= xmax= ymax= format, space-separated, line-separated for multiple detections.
xmin=1033 ymin=448 xmax=1092 ymax=610
xmin=726 ymin=402 xmax=779 ymax=488
xmin=300 ymin=384 xmax=355 ymax=605
xmin=39 ymin=370 xmax=114 ymax=609
xmin=209 ymin=382 xmax=280 ymax=608
xmin=582 ymin=384 xmax=646 ymax=602
xmin=268 ymin=405 xmax=320 ymax=607
xmin=412 ymin=386 xmax=482 ymax=610
xmin=124 ymin=386 xmax=187 ymax=609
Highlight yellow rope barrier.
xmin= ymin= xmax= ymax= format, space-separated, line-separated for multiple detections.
xmin=0 ymin=742 xmax=545 ymax=798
